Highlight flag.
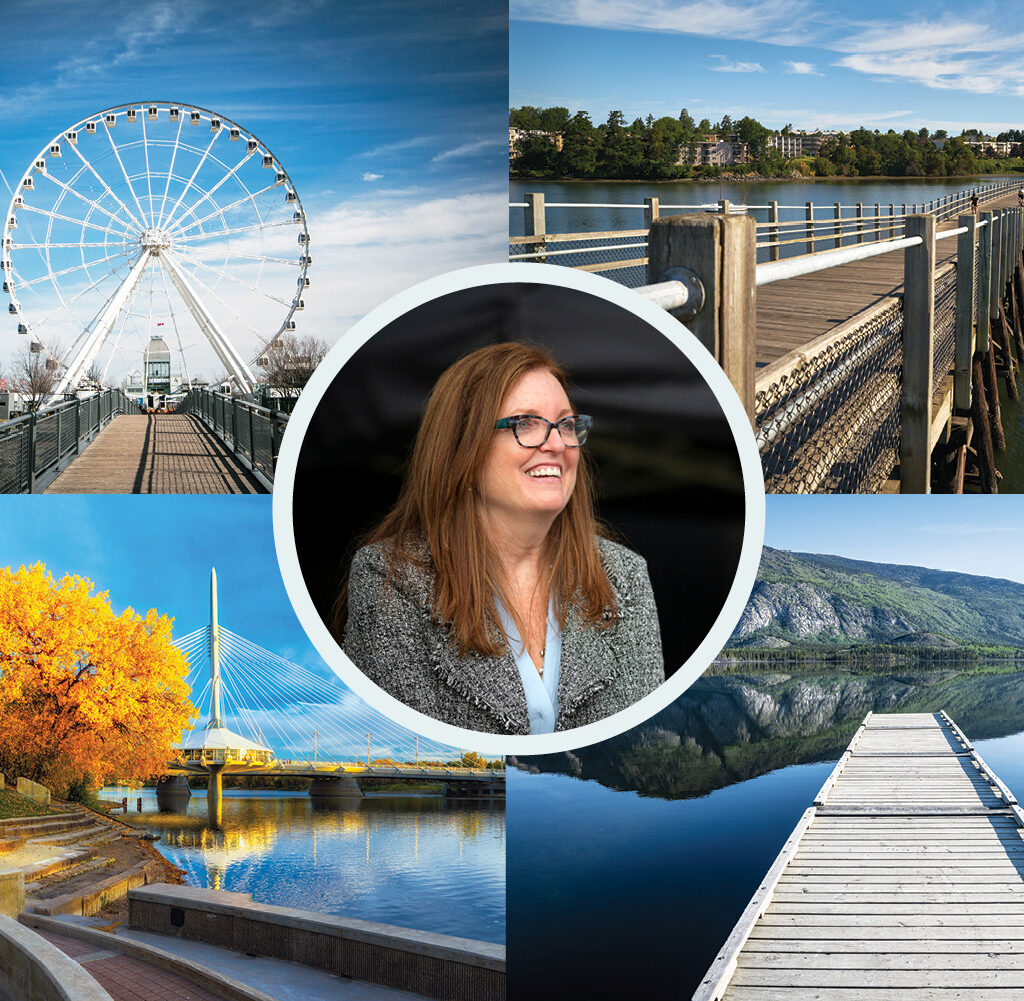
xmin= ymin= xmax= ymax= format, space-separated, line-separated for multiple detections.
xmin=157 ymin=322 xmax=165 ymax=327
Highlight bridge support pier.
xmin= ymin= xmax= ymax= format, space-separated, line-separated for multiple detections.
xmin=155 ymin=775 xmax=191 ymax=812
xmin=309 ymin=776 xmax=363 ymax=799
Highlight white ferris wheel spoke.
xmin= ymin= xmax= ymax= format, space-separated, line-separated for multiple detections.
xmin=19 ymin=248 xmax=133 ymax=288
xmin=156 ymin=260 xmax=192 ymax=386
xmin=66 ymin=139 xmax=146 ymax=233
xmin=162 ymin=250 xmax=264 ymax=340
xmin=167 ymin=182 xmax=280 ymax=239
xmin=101 ymin=119 xmax=153 ymax=230
xmin=160 ymin=129 xmax=224 ymax=232
xmin=161 ymin=149 xmax=257 ymax=236
xmin=139 ymin=112 xmax=156 ymax=227
xmin=14 ymin=241 xmax=122 ymax=250
xmin=156 ymin=113 xmax=187 ymax=229
xmin=177 ymin=217 xmax=293 ymax=245
xmin=19 ymin=203 xmax=137 ymax=242
xmin=171 ymin=250 xmax=293 ymax=307
xmin=35 ymin=168 xmax=141 ymax=236
xmin=99 ymin=278 xmax=145 ymax=385
xmin=31 ymin=256 xmax=137 ymax=331
xmin=185 ymin=247 xmax=298 ymax=267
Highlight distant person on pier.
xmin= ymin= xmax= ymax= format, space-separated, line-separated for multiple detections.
xmin=971 ymin=191 xmax=980 ymax=215
xmin=1018 ymin=187 xmax=1023 ymax=207
xmin=335 ymin=341 xmax=664 ymax=735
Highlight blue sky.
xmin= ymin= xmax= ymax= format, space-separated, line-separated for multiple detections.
xmin=766 ymin=496 xmax=1024 ymax=584
xmin=0 ymin=0 xmax=508 ymax=374
xmin=0 ymin=494 xmax=311 ymax=654
xmin=511 ymin=0 xmax=1024 ymax=135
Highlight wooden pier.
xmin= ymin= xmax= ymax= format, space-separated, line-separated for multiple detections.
xmin=695 ymin=711 xmax=1024 ymax=1000
xmin=43 ymin=414 xmax=263 ymax=493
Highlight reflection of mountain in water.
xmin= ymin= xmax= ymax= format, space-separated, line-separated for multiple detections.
xmin=512 ymin=664 xmax=1024 ymax=800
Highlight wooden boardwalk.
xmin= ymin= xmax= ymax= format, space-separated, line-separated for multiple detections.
xmin=756 ymin=192 xmax=1021 ymax=368
xmin=43 ymin=414 xmax=263 ymax=494
xmin=696 ymin=711 xmax=1024 ymax=1001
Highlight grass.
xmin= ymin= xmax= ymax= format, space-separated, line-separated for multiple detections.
xmin=0 ymin=787 xmax=58 ymax=820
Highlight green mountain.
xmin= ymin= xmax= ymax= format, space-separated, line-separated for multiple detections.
xmin=732 ymin=547 xmax=1024 ymax=647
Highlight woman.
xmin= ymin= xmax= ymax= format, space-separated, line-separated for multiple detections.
xmin=337 ymin=342 xmax=664 ymax=734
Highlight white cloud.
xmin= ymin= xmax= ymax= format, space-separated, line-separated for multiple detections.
xmin=511 ymin=0 xmax=819 ymax=45
xmin=710 ymin=55 xmax=765 ymax=73
xmin=784 ymin=60 xmax=821 ymax=75
xmin=362 ymin=173 xmax=383 ymax=182
xmin=431 ymin=137 xmax=506 ymax=162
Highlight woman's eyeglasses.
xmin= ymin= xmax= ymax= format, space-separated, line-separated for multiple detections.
xmin=493 ymin=414 xmax=592 ymax=448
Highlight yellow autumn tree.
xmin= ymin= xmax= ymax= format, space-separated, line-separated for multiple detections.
xmin=0 ymin=564 xmax=196 ymax=796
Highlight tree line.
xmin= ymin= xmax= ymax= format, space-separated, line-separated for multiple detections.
xmin=510 ymin=106 xmax=1024 ymax=181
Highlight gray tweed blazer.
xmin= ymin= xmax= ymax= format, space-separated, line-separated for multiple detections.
xmin=344 ymin=536 xmax=664 ymax=734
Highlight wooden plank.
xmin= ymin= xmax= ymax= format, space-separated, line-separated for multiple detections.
xmin=703 ymin=711 xmax=1024 ymax=1001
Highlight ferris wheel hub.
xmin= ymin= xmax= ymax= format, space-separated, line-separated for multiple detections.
xmin=139 ymin=227 xmax=173 ymax=252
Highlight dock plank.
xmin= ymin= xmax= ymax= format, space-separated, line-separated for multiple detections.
xmin=695 ymin=711 xmax=1024 ymax=1001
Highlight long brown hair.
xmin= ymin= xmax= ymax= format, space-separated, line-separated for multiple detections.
xmin=333 ymin=341 xmax=616 ymax=655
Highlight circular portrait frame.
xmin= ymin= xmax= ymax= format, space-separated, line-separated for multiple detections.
xmin=273 ymin=262 xmax=766 ymax=755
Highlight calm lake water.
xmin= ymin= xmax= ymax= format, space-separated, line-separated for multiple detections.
xmin=102 ymin=788 xmax=505 ymax=944
xmin=507 ymin=666 xmax=1024 ymax=999
xmin=509 ymin=176 xmax=1013 ymax=238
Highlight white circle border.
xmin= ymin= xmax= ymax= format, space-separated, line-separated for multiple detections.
xmin=272 ymin=262 xmax=766 ymax=756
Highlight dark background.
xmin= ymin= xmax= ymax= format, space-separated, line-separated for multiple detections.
xmin=292 ymin=281 xmax=749 ymax=676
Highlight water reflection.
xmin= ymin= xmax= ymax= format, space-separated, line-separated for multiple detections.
xmin=103 ymin=788 xmax=505 ymax=943
xmin=514 ymin=661 xmax=1024 ymax=798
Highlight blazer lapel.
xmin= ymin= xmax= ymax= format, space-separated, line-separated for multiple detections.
xmin=427 ymin=637 xmax=531 ymax=733
xmin=556 ymin=607 xmax=621 ymax=723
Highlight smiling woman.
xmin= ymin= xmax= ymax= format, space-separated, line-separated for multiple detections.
xmin=280 ymin=270 xmax=759 ymax=751
xmin=336 ymin=342 xmax=664 ymax=735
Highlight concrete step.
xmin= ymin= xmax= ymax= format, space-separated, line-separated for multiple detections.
xmin=28 ymin=825 xmax=114 ymax=847
xmin=0 ymin=836 xmax=28 ymax=853
xmin=27 ymin=854 xmax=115 ymax=891
xmin=28 ymin=858 xmax=164 ymax=916
xmin=0 ymin=813 xmax=95 ymax=840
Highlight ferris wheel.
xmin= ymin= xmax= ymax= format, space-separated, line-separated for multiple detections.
xmin=1 ymin=101 xmax=311 ymax=397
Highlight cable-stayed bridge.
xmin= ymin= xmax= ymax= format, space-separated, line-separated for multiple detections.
xmin=156 ymin=570 xmax=504 ymax=807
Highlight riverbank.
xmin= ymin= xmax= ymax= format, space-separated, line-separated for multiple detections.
xmin=511 ymin=171 xmax=1023 ymax=185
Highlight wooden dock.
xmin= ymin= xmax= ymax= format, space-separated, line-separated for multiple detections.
xmin=695 ymin=711 xmax=1024 ymax=1000
xmin=756 ymin=192 xmax=1021 ymax=368
xmin=43 ymin=414 xmax=263 ymax=494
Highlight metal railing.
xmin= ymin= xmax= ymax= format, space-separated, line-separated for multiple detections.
xmin=510 ymin=178 xmax=1021 ymax=285
xmin=0 ymin=389 xmax=141 ymax=493
xmin=175 ymin=389 xmax=287 ymax=490
xmin=634 ymin=204 xmax=1022 ymax=493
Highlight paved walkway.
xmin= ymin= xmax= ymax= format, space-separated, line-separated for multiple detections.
xmin=45 ymin=914 xmax=427 ymax=1001
xmin=38 ymin=928 xmax=226 ymax=1001
xmin=44 ymin=414 xmax=263 ymax=494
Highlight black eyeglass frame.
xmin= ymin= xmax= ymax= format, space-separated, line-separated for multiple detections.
xmin=493 ymin=413 xmax=592 ymax=448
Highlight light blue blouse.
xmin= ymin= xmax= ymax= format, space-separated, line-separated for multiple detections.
xmin=496 ymin=598 xmax=562 ymax=734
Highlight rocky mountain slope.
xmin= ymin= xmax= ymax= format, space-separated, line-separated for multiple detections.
xmin=731 ymin=547 xmax=1024 ymax=647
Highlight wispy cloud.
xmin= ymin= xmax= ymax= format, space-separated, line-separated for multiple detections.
xmin=362 ymin=172 xmax=383 ymax=182
xmin=431 ymin=137 xmax=506 ymax=162
xmin=784 ymin=60 xmax=821 ymax=75
xmin=710 ymin=54 xmax=765 ymax=73
xmin=511 ymin=0 xmax=819 ymax=45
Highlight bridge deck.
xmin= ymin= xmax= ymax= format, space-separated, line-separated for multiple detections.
xmin=696 ymin=711 xmax=1024 ymax=1001
xmin=756 ymin=192 xmax=1021 ymax=368
xmin=43 ymin=414 xmax=263 ymax=494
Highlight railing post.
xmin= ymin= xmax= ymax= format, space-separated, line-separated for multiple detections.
xmin=248 ymin=403 xmax=255 ymax=465
xmin=856 ymin=203 xmax=864 ymax=244
xmin=27 ymin=411 xmax=36 ymax=494
xmin=889 ymin=204 xmax=895 ymax=239
xmin=74 ymin=398 xmax=81 ymax=455
xmin=955 ymin=214 xmax=976 ymax=411
xmin=901 ymin=204 xmax=907 ymax=234
xmin=768 ymin=200 xmax=779 ymax=262
xmin=804 ymin=201 xmax=813 ymax=255
xmin=833 ymin=201 xmax=841 ymax=249
xmin=525 ymin=192 xmax=546 ymax=263
xmin=873 ymin=203 xmax=880 ymax=243
xmin=901 ymin=214 xmax=936 ymax=494
xmin=718 ymin=199 xmax=731 ymax=216
xmin=978 ymin=211 xmax=993 ymax=353
xmin=991 ymin=212 xmax=1003 ymax=331
xmin=646 ymin=212 xmax=756 ymax=422
xmin=644 ymin=196 xmax=660 ymax=227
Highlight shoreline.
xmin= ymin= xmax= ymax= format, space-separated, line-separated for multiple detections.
xmin=510 ymin=172 xmax=1022 ymax=185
